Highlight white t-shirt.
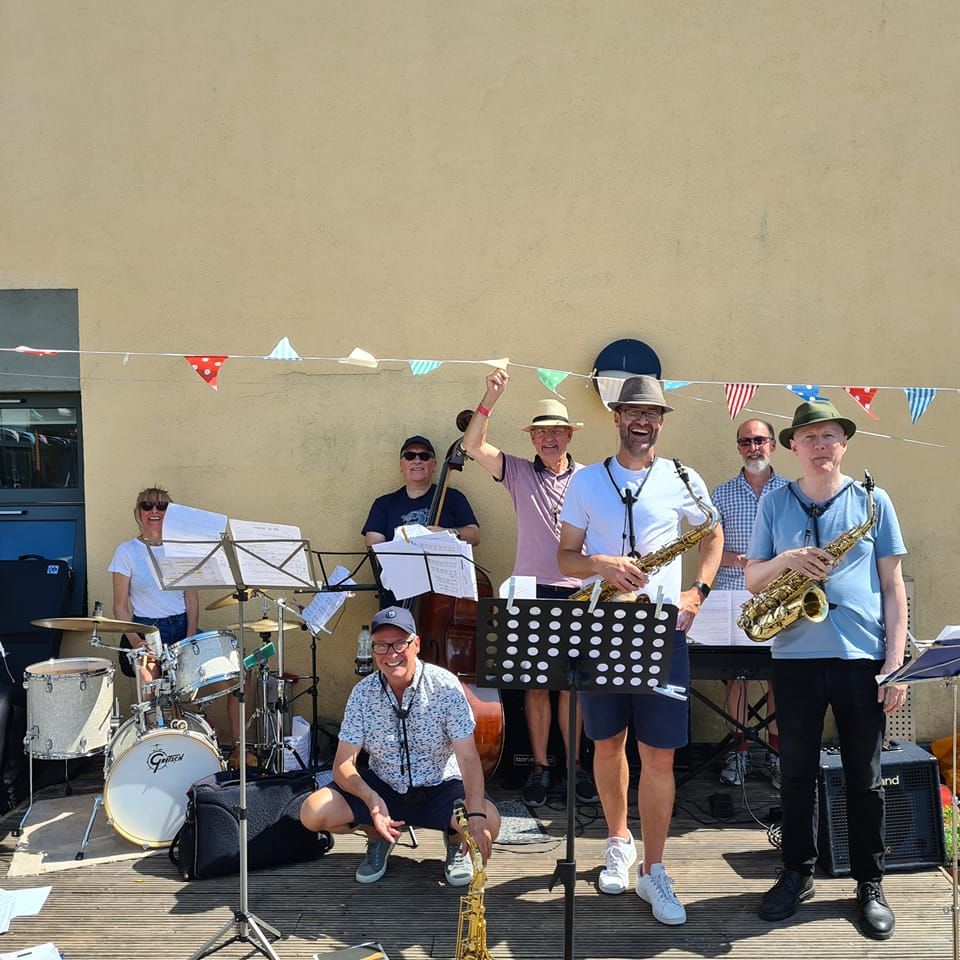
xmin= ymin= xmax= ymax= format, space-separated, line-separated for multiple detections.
xmin=560 ymin=456 xmax=715 ymax=605
xmin=108 ymin=538 xmax=186 ymax=619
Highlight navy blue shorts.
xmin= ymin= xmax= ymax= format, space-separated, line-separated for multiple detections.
xmin=579 ymin=631 xmax=690 ymax=749
xmin=331 ymin=770 xmax=478 ymax=834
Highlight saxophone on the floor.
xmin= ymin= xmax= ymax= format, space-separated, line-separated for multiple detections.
xmin=453 ymin=801 xmax=493 ymax=960
xmin=569 ymin=458 xmax=720 ymax=603
xmin=737 ymin=470 xmax=877 ymax=642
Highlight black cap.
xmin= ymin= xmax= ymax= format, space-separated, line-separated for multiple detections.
xmin=400 ymin=435 xmax=436 ymax=456
xmin=371 ymin=606 xmax=418 ymax=636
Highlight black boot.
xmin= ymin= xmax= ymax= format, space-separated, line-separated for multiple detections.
xmin=856 ymin=881 xmax=895 ymax=940
xmin=759 ymin=868 xmax=815 ymax=921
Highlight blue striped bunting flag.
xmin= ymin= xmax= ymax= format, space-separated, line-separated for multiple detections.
xmin=409 ymin=360 xmax=443 ymax=376
xmin=904 ymin=387 xmax=937 ymax=424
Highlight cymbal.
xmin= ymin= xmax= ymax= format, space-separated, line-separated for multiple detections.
xmin=31 ymin=616 xmax=146 ymax=633
xmin=227 ymin=619 xmax=301 ymax=635
xmin=206 ymin=589 xmax=269 ymax=610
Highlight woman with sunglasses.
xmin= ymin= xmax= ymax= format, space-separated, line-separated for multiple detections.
xmin=109 ymin=486 xmax=199 ymax=684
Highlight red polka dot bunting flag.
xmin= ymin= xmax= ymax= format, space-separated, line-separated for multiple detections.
xmin=843 ymin=386 xmax=879 ymax=420
xmin=185 ymin=355 xmax=228 ymax=391
xmin=15 ymin=345 xmax=59 ymax=356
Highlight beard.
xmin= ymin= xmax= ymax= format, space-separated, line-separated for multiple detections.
xmin=743 ymin=456 xmax=771 ymax=476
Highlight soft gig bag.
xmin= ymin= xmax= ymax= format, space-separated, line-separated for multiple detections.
xmin=170 ymin=769 xmax=332 ymax=880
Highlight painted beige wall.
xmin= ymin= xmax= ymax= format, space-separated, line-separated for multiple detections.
xmin=1 ymin=2 xmax=956 ymax=741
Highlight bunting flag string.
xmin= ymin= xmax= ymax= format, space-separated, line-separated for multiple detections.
xmin=185 ymin=356 xmax=228 ymax=391
xmin=536 ymin=368 xmax=569 ymax=396
xmin=409 ymin=360 xmax=443 ymax=376
xmin=904 ymin=387 xmax=937 ymax=424
xmin=788 ymin=384 xmax=821 ymax=402
xmin=266 ymin=337 xmax=301 ymax=361
xmin=724 ymin=383 xmax=759 ymax=419
xmin=844 ymin=386 xmax=879 ymax=420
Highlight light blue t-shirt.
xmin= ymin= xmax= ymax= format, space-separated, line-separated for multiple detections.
xmin=747 ymin=476 xmax=906 ymax=661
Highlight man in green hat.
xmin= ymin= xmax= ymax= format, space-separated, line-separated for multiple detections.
xmin=745 ymin=398 xmax=908 ymax=940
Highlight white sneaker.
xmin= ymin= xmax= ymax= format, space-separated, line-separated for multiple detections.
xmin=636 ymin=861 xmax=686 ymax=925
xmin=720 ymin=749 xmax=752 ymax=786
xmin=598 ymin=832 xmax=637 ymax=895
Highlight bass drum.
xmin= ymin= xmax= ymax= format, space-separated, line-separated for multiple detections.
xmin=104 ymin=714 xmax=223 ymax=848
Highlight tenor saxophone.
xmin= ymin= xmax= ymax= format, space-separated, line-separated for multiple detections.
xmin=737 ymin=471 xmax=877 ymax=642
xmin=453 ymin=801 xmax=493 ymax=960
xmin=569 ymin=458 xmax=720 ymax=603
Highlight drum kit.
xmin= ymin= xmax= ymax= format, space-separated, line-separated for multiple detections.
xmin=19 ymin=602 xmax=306 ymax=858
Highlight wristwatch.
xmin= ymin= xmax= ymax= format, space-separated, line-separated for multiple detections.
xmin=690 ymin=580 xmax=712 ymax=599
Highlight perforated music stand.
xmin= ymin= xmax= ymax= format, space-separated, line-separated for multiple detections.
xmin=477 ymin=597 xmax=683 ymax=960
xmin=882 ymin=639 xmax=960 ymax=960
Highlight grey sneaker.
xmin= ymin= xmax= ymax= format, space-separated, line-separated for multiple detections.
xmin=720 ymin=750 xmax=752 ymax=786
xmin=522 ymin=766 xmax=550 ymax=807
xmin=762 ymin=752 xmax=781 ymax=790
xmin=356 ymin=836 xmax=392 ymax=884
xmin=444 ymin=840 xmax=474 ymax=886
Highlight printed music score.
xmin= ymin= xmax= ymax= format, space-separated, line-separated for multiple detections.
xmin=371 ymin=529 xmax=478 ymax=601
xmin=687 ymin=589 xmax=773 ymax=648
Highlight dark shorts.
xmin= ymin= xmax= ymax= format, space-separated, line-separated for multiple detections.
xmin=134 ymin=612 xmax=189 ymax=646
xmin=579 ymin=631 xmax=690 ymax=749
xmin=331 ymin=769 xmax=482 ymax=834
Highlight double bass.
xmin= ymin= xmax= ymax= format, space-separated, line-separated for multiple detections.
xmin=407 ymin=411 xmax=504 ymax=779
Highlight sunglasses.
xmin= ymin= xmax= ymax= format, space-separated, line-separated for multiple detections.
xmin=402 ymin=451 xmax=434 ymax=461
xmin=737 ymin=437 xmax=773 ymax=448
xmin=139 ymin=501 xmax=170 ymax=512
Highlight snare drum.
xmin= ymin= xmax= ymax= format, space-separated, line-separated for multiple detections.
xmin=166 ymin=630 xmax=241 ymax=704
xmin=24 ymin=658 xmax=114 ymax=759
xmin=103 ymin=714 xmax=223 ymax=847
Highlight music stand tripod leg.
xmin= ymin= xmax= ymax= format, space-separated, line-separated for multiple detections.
xmin=547 ymin=655 xmax=582 ymax=960
xmin=75 ymin=794 xmax=103 ymax=861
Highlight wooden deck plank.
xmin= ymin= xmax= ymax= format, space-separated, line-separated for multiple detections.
xmin=0 ymin=770 xmax=952 ymax=960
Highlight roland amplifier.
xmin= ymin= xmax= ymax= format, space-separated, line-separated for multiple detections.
xmin=817 ymin=740 xmax=945 ymax=876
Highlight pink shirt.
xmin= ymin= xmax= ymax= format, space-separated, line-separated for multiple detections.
xmin=499 ymin=452 xmax=582 ymax=588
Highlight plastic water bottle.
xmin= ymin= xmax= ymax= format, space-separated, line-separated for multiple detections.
xmin=355 ymin=625 xmax=372 ymax=676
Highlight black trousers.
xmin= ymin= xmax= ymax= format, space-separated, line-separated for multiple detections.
xmin=772 ymin=657 xmax=886 ymax=882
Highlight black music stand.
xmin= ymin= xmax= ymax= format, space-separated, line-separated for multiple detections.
xmin=477 ymin=597 xmax=683 ymax=960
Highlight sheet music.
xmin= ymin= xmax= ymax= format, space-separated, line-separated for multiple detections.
xmin=687 ymin=590 xmax=772 ymax=647
xmin=0 ymin=946 xmax=61 ymax=960
xmin=300 ymin=564 xmax=355 ymax=634
xmin=152 ymin=503 xmax=235 ymax=586
xmin=228 ymin=518 xmax=313 ymax=588
xmin=372 ymin=532 xmax=477 ymax=601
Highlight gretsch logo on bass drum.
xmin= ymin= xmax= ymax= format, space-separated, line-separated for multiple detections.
xmin=147 ymin=745 xmax=186 ymax=773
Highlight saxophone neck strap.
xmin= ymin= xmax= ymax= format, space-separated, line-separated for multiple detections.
xmin=788 ymin=480 xmax=854 ymax=547
xmin=603 ymin=456 xmax=656 ymax=557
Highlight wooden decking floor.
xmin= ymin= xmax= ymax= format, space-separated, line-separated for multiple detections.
xmin=0 ymin=765 xmax=953 ymax=960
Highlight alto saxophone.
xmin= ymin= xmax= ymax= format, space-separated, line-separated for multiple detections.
xmin=569 ymin=458 xmax=720 ymax=603
xmin=453 ymin=801 xmax=493 ymax=960
xmin=737 ymin=470 xmax=877 ymax=642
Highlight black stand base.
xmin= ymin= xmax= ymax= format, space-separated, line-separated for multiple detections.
xmin=187 ymin=909 xmax=282 ymax=960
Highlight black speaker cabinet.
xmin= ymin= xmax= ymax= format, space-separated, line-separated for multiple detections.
xmin=818 ymin=740 xmax=945 ymax=876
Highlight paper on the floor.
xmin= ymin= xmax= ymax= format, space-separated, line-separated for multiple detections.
xmin=8 ymin=886 xmax=52 ymax=917
xmin=0 ymin=943 xmax=61 ymax=960
xmin=0 ymin=894 xmax=12 ymax=934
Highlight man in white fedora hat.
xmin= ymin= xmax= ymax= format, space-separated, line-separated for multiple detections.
xmin=463 ymin=367 xmax=598 ymax=808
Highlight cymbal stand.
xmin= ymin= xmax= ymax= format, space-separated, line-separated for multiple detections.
xmin=188 ymin=587 xmax=282 ymax=960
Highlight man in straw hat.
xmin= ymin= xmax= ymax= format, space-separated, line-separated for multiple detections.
xmin=745 ymin=398 xmax=907 ymax=940
xmin=463 ymin=367 xmax=598 ymax=807
xmin=558 ymin=375 xmax=723 ymax=925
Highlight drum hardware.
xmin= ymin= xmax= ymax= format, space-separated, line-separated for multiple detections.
xmin=226 ymin=618 xmax=300 ymax=635
xmin=206 ymin=588 xmax=268 ymax=612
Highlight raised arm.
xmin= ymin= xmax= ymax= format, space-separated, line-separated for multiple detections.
xmin=462 ymin=368 xmax=508 ymax=479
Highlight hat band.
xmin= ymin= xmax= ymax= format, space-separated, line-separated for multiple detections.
xmin=531 ymin=414 xmax=570 ymax=424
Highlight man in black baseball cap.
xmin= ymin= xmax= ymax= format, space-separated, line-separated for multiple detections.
xmin=300 ymin=605 xmax=500 ymax=886
xmin=361 ymin=435 xmax=480 ymax=606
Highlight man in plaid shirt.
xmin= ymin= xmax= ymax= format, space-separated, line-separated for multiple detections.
xmin=711 ymin=419 xmax=787 ymax=787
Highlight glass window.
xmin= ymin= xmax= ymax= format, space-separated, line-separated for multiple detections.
xmin=0 ymin=403 xmax=80 ymax=491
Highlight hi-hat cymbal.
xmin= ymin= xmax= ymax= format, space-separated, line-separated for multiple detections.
xmin=227 ymin=619 xmax=301 ymax=635
xmin=31 ymin=616 xmax=146 ymax=633
xmin=206 ymin=588 xmax=269 ymax=611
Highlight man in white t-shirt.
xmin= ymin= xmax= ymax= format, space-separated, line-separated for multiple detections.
xmin=558 ymin=375 xmax=723 ymax=926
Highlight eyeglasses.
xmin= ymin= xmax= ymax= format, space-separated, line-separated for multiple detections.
xmin=139 ymin=501 xmax=170 ymax=512
xmin=737 ymin=437 xmax=773 ymax=448
xmin=372 ymin=638 xmax=413 ymax=655
xmin=402 ymin=451 xmax=434 ymax=462
xmin=616 ymin=407 xmax=662 ymax=422
xmin=531 ymin=427 xmax=569 ymax=438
